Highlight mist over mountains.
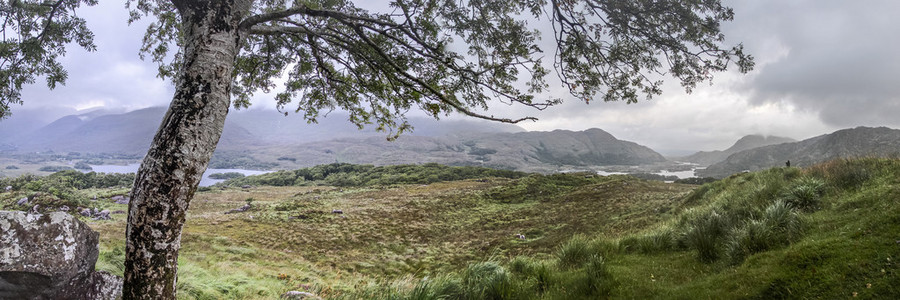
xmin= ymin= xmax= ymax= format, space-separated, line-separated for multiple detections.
xmin=698 ymin=127 xmax=900 ymax=178
xmin=2 ymin=108 xmax=898 ymax=177
xmin=680 ymin=135 xmax=796 ymax=166
xmin=0 ymin=108 xmax=663 ymax=172
xmin=0 ymin=107 xmax=524 ymax=154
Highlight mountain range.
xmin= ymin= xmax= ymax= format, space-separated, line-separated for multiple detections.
xmin=697 ymin=127 xmax=900 ymax=178
xmin=680 ymin=135 xmax=796 ymax=166
xmin=0 ymin=107 xmax=665 ymax=172
xmin=3 ymin=108 xmax=899 ymax=176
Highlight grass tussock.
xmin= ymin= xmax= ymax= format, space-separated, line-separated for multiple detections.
xmin=347 ymin=157 xmax=899 ymax=299
xmin=7 ymin=158 xmax=900 ymax=299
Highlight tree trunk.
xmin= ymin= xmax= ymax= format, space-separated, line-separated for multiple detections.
xmin=123 ymin=1 xmax=250 ymax=298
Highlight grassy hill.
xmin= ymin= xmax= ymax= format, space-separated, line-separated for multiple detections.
xmin=2 ymin=158 xmax=899 ymax=299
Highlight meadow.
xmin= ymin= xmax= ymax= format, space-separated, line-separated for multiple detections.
xmin=2 ymin=159 xmax=899 ymax=299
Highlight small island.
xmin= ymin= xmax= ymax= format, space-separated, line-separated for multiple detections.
xmin=207 ymin=172 xmax=246 ymax=180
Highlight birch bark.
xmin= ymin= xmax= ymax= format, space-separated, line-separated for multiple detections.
xmin=123 ymin=1 xmax=250 ymax=298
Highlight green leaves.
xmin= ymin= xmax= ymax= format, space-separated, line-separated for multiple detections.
xmin=124 ymin=0 xmax=752 ymax=138
xmin=0 ymin=0 xmax=98 ymax=119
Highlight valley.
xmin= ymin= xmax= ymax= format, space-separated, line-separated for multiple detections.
xmin=3 ymin=159 xmax=899 ymax=298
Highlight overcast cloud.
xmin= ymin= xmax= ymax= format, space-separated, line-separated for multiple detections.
xmin=8 ymin=0 xmax=900 ymax=155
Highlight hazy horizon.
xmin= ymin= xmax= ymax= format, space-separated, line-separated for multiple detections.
xmin=6 ymin=0 xmax=900 ymax=155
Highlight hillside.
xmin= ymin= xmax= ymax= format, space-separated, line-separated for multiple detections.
xmin=253 ymin=128 xmax=667 ymax=172
xmin=699 ymin=126 xmax=900 ymax=178
xmin=0 ymin=107 xmax=522 ymax=154
xmin=1 ymin=108 xmax=667 ymax=171
xmin=2 ymin=158 xmax=899 ymax=298
xmin=682 ymin=134 xmax=795 ymax=166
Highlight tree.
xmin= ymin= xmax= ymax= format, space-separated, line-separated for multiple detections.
xmin=1 ymin=0 xmax=753 ymax=298
xmin=0 ymin=0 xmax=97 ymax=119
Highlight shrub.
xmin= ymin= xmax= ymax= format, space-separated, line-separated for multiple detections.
xmin=208 ymin=172 xmax=245 ymax=180
xmin=557 ymin=235 xmax=593 ymax=269
xmin=726 ymin=219 xmax=773 ymax=264
xmin=39 ymin=165 xmax=72 ymax=172
xmin=726 ymin=201 xmax=802 ymax=264
xmin=508 ymin=256 xmax=553 ymax=294
xmin=807 ymin=158 xmax=871 ymax=189
xmin=782 ymin=176 xmax=826 ymax=211
xmin=761 ymin=200 xmax=803 ymax=241
xmin=619 ymin=229 xmax=677 ymax=254
xmin=674 ymin=177 xmax=718 ymax=185
xmin=73 ymin=162 xmax=92 ymax=170
xmin=462 ymin=262 xmax=512 ymax=300
xmin=681 ymin=210 xmax=730 ymax=262
xmin=576 ymin=254 xmax=614 ymax=297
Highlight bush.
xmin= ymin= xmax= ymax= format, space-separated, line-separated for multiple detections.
xmin=674 ymin=177 xmax=718 ymax=185
xmin=681 ymin=210 xmax=730 ymax=262
xmin=619 ymin=229 xmax=677 ymax=254
xmin=807 ymin=158 xmax=871 ymax=189
xmin=39 ymin=165 xmax=72 ymax=172
xmin=462 ymin=262 xmax=512 ymax=300
xmin=726 ymin=200 xmax=802 ymax=263
xmin=220 ymin=163 xmax=527 ymax=187
xmin=627 ymin=173 xmax=679 ymax=182
xmin=557 ymin=235 xmax=593 ymax=269
xmin=761 ymin=200 xmax=803 ymax=241
xmin=782 ymin=176 xmax=826 ymax=211
xmin=576 ymin=254 xmax=614 ymax=297
xmin=73 ymin=162 xmax=93 ymax=170
xmin=508 ymin=256 xmax=553 ymax=294
xmin=208 ymin=172 xmax=245 ymax=180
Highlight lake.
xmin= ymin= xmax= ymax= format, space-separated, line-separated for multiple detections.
xmin=597 ymin=167 xmax=704 ymax=181
xmin=86 ymin=163 xmax=271 ymax=187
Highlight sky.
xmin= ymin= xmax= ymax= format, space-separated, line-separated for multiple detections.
xmin=10 ymin=0 xmax=900 ymax=156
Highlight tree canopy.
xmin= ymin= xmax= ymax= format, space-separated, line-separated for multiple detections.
xmin=125 ymin=0 xmax=752 ymax=136
xmin=0 ymin=0 xmax=754 ymax=298
xmin=0 ymin=0 xmax=97 ymax=119
xmin=2 ymin=0 xmax=753 ymax=129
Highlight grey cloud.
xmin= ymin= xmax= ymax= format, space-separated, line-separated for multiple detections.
xmin=727 ymin=0 xmax=900 ymax=127
xmin=19 ymin=1 xmax=172 ymax=112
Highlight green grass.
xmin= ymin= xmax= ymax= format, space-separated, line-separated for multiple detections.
xmin=5 ymin=158 xmax=900 ymax=299
xmin=330 ymin=158 xmax=900 ymax=299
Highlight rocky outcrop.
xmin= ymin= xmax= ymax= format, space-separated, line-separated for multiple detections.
xmin=0 ymin=211 xmax=122 ymax=299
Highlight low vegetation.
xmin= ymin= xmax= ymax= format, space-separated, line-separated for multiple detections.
xmin=1 ymin=170 xmax=134 ymax=210
xmin=1 ymin=158 xmax=898 ymax=299
xmin=208 ymin=172 xmax=246 ymax=180
xmin=219 ymin=163 xmax=528 ymax=187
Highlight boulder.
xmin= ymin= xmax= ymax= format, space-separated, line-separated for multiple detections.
xmin=0 ymin=211 xmax=122 ymax=299
xmin=92 ymin=210 xmax=111 ymax=221
xmin=110 ymin=195 xmax=130 ymax=205
xmin=282 ymin=290 xmax=322 ymax=299
xmin=16 ymin=197 xmax=28 ymax=206
xmin=225 ymin=204 xmax=252 ymax=214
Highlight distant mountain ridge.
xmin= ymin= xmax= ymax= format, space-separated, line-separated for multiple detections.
xmin=0 ymin=107 xmax=524 ymax=154
xmin=0 ymin=107 xmax=666 ymax=172
xmin=698 ymin=127 xmax=900 ymax=178
xmin=250 ymin=128 xmax=666 ymax=172
xmin=683 ymin=134 xmax=796 ymax=166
